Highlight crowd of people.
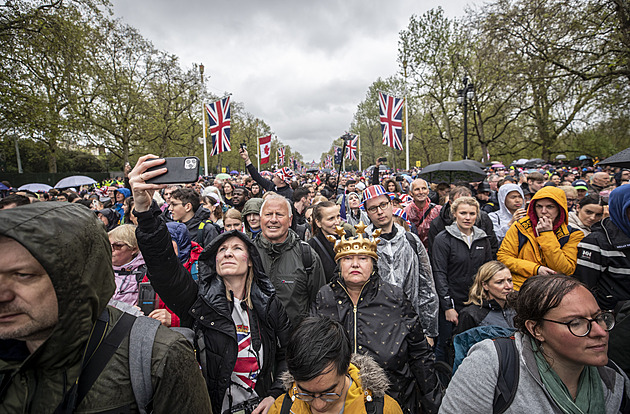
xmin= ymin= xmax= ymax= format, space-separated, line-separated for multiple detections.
xmin=1 ymin=151 xmax=630 ymax=413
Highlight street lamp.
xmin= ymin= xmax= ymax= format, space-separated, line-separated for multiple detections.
xmin=457 ymin=77 xmax=475 ymax=159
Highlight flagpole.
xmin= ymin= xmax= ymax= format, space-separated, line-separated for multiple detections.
xmin=256 ymin=125 xmax=260 ymax=171
xmin=404 ymin=62 xmax=410 ymax=172
xmin=358 ymin=133 xmax=362 ymax=172
xmin=201 ymin=102 xmax=208 ymax=176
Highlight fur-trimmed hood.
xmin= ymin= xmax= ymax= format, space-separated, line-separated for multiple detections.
xmin=279 ymin=353 xmax=391 ymax=397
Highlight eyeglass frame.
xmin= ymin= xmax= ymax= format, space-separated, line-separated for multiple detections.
xmin=541 ymin=310 xmax=615 ymax=337
xmin=365 ymin=200 xmax=391 ymax=214
xmin=293 ymin=374 xmax=350 ymax=403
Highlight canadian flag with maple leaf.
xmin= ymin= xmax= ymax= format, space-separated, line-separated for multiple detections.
xmin=259 ymin=135 xmax=272 ymax=164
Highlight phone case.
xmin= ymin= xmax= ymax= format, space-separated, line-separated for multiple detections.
xmin=146 ymin=157 xmax=199 ymax=184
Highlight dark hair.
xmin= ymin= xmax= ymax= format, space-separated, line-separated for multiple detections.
xmin=449 ymin=185 xmax=472 ymax=201
xmin=382 ymin=178 xmax=400 ymax=193
xmin=578 ymin=194 xmax=607 ymax=208
xmin=251 ymin=182 xmax=262 ymax=197
xmin=514 ymin=274 xmax=586 ymax=339
xmin=171 ymin=188 xmax=200 ymax=212
xmin=312 ymin=201 xmax=337 ymax=235
xmin=286 ymin=316 xmax=351 ymax=382
xmin=293 ymin=187 xmax=310 ymax=203
xmin=66 ymin=192 xmax=80 ymax=202
xmin=0 ymin=194 xmax=31 ymax=209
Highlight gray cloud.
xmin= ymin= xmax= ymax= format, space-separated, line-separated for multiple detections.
xmin=110 ymin=0 xmax=472 ymax=161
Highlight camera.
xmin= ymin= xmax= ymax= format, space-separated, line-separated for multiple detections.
xmin=240 ymin=142 xmax=247 ymax=151
xmin=223 ymin=397 xmax=263 ymax=414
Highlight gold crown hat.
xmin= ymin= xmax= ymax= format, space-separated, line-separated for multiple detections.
xmin=325 ymin=221 xmax=382 ymax=262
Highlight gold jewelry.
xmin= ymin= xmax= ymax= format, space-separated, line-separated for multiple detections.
xmin=326 ymin=221 xmax=381 ymax=261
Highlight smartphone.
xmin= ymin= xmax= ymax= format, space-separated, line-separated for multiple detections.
xmin=146 ymin=156 xmax=199 ymax=184
xmin=240 ymin=142 xmax=247 ymax=151
xmin=137 ymin=282 xmax=156 ymax=315
xmin=378 ymin=157 xmax=387 ymax=163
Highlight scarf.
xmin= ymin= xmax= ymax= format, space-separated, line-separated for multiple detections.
xmin=531 ymin=338 xmax=605 ymax=414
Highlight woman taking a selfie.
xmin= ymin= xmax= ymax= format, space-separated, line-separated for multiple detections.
xmin=129 ymin=155 xmax=291 ymax=414
xmin=440 ymin=274 xmax=627 ymax=413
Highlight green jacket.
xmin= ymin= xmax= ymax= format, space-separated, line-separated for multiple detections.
xmin=0 ymin=202 xmax=211 ymax=413
xmin=254 ymin=229 xmax=325 ymax=327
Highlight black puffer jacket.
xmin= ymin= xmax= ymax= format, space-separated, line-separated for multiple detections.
xmin=432 ymin=224 xmax=493 ymax=312
xmin=135 ymin=203 xmax=291 ymax=414
xmin=311 ymin=268 xmax=442 ymax=414
xmin=427 ymin=201 xmax=498 ymax=257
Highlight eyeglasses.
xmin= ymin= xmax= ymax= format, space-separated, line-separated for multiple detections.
xmin=366 ymin=201 xmax=391 ymax=214
xmin=294 ymin=376 xmax=348 ymax=403
xmin=541 ymin=311 xmax=615 ymax=337
xmin=111 ymin=243 xmax=129 ymax=251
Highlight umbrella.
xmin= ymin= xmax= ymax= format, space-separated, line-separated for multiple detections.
xmin=579 ymin=155 xmax=590 ymax=161
xmin=514 ymin=158 xmax=529 ymax=166
xmin=230 ymin=170 xmax=238 ymax=174
xmin=54 ymin=175 xmax=96 ymax=189
xmin=215 ymin=173 xmax=231 ymax=180
xmin=419 ymin=160 xmax=487 ymax=184
xmin=306 ymin=168 xmax=319 ymax=173
xmin=492 ymin=163 xmax=505 ymax=168
xmin=555 ymin=154 xmax=567 ymax=160
xmin=0 ymin=182 xmax=8 ymax=191
xmin=598 ymin=147 xmax=630 ymax=168
xmin=19 ymin=183 xmax=52 ymax=192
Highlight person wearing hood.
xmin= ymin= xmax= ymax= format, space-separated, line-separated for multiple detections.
xmin=113 ymin=187 xmax=131 ymax=224
xmin=129 ymin=155 xmax=292 ymax=414
xmin=0 ymin=202 xmax=210 ymax=413
xmin=96 ymin=207 xmax=120 ymax=231
xmin=310 ymin=223 xmax=442 ymax=413
xmin=242 ymin=197 xmax=264 ymax=239
xmin=431 ymin=197 xmax=493 ymax=362
xmin=497 ymin=186 xmax=584 ymax=290
xmin=488 ymin=183 xmax=526 ymax=244
xmin=269 ymin=317 xmax=404 ymax=414
xmin=574 ymin=185 xmax=630 ymax=376
xmin=345 ymin=191 xmax=370 ymax=227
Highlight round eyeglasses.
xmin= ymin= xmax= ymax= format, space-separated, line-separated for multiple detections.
xmin=541 ymin=311 xmax=615 ymax=337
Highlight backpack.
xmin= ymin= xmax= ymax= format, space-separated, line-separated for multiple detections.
xmin=299 ymin=240 xmax=315 ymax=274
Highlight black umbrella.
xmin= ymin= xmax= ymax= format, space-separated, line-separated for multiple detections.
xmin=598 ymin=147 xmax=630 ymax=169
xmin=419 ymin=160 xmax=487 ymax=184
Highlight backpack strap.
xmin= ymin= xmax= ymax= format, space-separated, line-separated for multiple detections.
xmin=54 ymin=310 xmax=136 ymax=414
xmin=405 ymin=231 xmax=418 ymax=253
xmin=300 ymin=241 xmax=314 ymax=274
xmin=365 ymin=395 xmax=385 ymax=414
xmin=492 ymin=336 xmax=519 ymax=414
xmin=129 ymin=316 xmax=161 ymax=414
xmin=417 ymin=203 xmax=435 ymax=225
xmin=279 ymin=392 xmax=293 ymax=414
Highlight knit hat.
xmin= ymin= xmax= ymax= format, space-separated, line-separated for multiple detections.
xmin=572 ymin=180 xmax=588 ymax=191
xmin=360 ymin=185 xmax=393 ymax=209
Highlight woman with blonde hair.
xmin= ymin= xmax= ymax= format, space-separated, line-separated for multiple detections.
xmin=108 ymin=224 xmax=146 ymax=306
xmin=455 ymin=260 xmax=516 ymax=335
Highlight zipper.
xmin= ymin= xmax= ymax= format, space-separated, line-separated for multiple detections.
xmin=339 ymin=281 xmax=367 ymax=354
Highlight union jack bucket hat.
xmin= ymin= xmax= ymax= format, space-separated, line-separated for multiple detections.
xmin=393 ymin=208 xmax=411 ymax=227
xmin=360 ymin=185 xmax=394 ymax=209
xmin=275 ymin=167 xmax=294 ymax=184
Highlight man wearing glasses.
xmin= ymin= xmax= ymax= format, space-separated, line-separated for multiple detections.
xmin=269 ymin=316 xmax=402 ymax=413
xmin=363 ymin=185 xmax=439 ymax=341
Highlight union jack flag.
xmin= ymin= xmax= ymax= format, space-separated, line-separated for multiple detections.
xmin=206 ymin=97 xmax=231 ymax=156
xmin=346 ymin=134 xmax=358 ymax=161
xmin=325 ymin=155 xmax=333 ymax=169
xmin=378 ymin=92 xmax=403 ymax=150
xmin=278 ymin=147 xmax=285 ymax=165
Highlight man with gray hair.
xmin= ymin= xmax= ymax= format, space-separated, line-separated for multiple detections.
xmin=253 ymin=194 xmax=325 ymax=326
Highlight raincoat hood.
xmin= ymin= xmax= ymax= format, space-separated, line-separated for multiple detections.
xmin=608 ymin=185 xmax=630 ymax=239
xmin=114 ymin=188 xmax=131 ymax=199
xmin=527 ymin=186 xmax=568 ymax=231
xmin=0 ymin=202 xmax=115 ymax=369
xmin=199 ymin=229 xmax=275 ymax=296
xmin=166 ymin=221 xmax=192 ymax=264
xmin=96 ymin=208 xmax=120 ymax=231
xmin=242 ymin=198 xmax=263 ymax=231
xmin=497 ymin=184 xmax=524 ymax=219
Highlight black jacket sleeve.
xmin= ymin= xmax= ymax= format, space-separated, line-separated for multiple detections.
xmin=371 ymin=164 xmax=380 ymax=186
xmin=134 ymin=202 xmax=199 ymax=327
xmin=266 ymin=296 xmax=292 ymax=399
xmin=431 ymin=232 xmax=453 ymax=311
xmin=480 ymin=211 xmax=498 ymax=258
xmin=246 ymin=163 xmax=276 ymax=192
xmin=404 ymin=299 xmax=443 ymax=414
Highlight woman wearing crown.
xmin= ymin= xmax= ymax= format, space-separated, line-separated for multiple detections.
xmin=310 ymin=222 xmax=443 ymax=414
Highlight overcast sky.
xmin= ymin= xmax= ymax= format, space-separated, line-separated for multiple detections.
xmin=109 ymin=0 xmax=476 ymax=162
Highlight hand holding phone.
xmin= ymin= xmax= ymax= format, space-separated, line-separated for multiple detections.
xmin=146 ymin=156 xmax=199 ymax=184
